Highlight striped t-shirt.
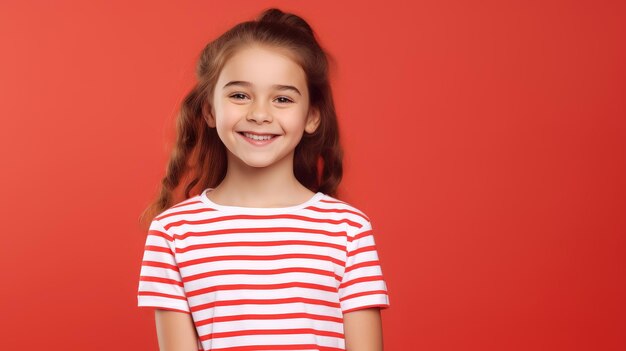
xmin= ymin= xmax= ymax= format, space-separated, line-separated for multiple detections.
xmin=137 ymin=188 xmax=390 ymax=350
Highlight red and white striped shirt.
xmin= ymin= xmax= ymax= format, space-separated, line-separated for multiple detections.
xmin=137 ymin=188 xmax=390 ymax=350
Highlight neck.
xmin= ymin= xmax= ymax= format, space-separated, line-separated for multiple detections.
xmin=210 ymin=151 xmax=314 ymax=207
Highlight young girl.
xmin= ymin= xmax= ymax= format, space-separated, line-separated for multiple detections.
xmin=137 ymin=8 xmax=390 ymax=351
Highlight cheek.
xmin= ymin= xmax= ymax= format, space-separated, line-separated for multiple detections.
xmin=281 ymin=107 xmax=309 ymax=130
xmin=215 ymin=104 xmax=242 ymax=128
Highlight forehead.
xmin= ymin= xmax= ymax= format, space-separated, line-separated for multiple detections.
xmin=217 ymin=46 xmax=307 ymax=91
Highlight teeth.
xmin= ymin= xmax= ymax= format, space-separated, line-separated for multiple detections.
xmin=243 ymin=132 xmax=274 ymax=141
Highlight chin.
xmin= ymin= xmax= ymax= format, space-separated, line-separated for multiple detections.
xmin=245 ymin=162 xmax=272 ymax=168
xmin=233 ymin=152 xmax=292 ymax=169
xmin=241 ymin=158 xmax=277 ymax=168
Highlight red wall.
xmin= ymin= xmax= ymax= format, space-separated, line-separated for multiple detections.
xmin=1 ymin=0 xmax=624 ymax=350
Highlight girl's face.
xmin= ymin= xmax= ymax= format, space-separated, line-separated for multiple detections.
xmin=207 ymin=45 xmax=320 ymax=170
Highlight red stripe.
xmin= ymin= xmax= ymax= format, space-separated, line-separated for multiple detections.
xmin=142 ymin=260 xmax=179 ymax=272
xmin=353 ymin=229 xmax=373 ymax=241
xmin=195 ymin=312 xmax=343 ymax=326
xmin=140 ymin=275 xmax=184 ymax=287
xmin=178 ymin=253 xmax=343 ymax=268
xmin=145 ymin=244 xmax=173 ymax=256
xmin=177 ymin=239 xmax=345 ymax=254
xmin=165 ymin=214 xmax=362 ymax=231
xmin=175 ymin=227 xmax=347 ymax=241
xmin=138 ymin=291 xmax=186 ymax=300
xmin=200 ymin=327 xmax=344 ymax=341
xmin=339 ymin=289 xmax=388 ymax=302
xmin=156 ymin=207 xmax=217 ymax=221
xmin=319 ymin=199 xmax=346 ymax=205
xmin=137 ymin=305 xmax=191 ymax=314
xmin=347 ymin=245 xmax=376 ymax=257
xmin=210 ymin=344 xmax=344 ymax=351
xmin=185 ymin=267 xmax=341 ymax=283
xmin=148 ymin=229 xmax=173 ymax=242
xmin=187 ymin=281 xmax=337 ymax=297
xmin=153 ymin=200 xmax=205 ymax=220
xmin=305 ymin=206 xmax=369 ymax=221
xmin=190 ymin=297 xmax=340 ymax=313
xmin=342 ymin=304 xmax=389 ymax=314
xmin=344 ymin=260 xmax=381 ymax=274
xmin=339 ymin=275 xmax=385 ymax=289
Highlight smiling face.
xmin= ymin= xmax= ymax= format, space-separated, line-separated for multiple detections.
xmin=206 ymin=45 xmax=320 ymax=170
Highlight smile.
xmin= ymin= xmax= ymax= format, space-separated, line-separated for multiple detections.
xmin=238 ymin=131 xmax=280 ymax=146
xmin=243 ymin=132 xmax=274 ymax=140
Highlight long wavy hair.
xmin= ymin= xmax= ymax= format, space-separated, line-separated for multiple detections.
xmin=139 ymin=7 xmax=343 ymax=229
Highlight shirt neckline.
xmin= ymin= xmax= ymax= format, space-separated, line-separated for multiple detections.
xmin=199 ymin=188 xmax=325 ymax=214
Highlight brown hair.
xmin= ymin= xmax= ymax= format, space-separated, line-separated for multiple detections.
xmin=139 ymin=7 xmax=343 ymax=230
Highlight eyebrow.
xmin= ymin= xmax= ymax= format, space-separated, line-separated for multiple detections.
xmin=222 ymin=80 xmax=302 ymax=96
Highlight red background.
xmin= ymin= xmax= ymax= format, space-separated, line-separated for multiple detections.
xmin=1 ymin=0 xmax=624 ymax=350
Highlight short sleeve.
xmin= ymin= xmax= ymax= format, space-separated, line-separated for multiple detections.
xmin=137 ymin=219 xmax=191 ymax=313
xmin=338 ymin=219 xmax=391 ymax=313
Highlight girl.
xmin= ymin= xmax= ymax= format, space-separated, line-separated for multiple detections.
xmin=137 ymin=7 xmax=390 ymax=351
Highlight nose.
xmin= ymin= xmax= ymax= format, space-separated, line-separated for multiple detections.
xmin=247 ymin=100 xmax=272 ymax=124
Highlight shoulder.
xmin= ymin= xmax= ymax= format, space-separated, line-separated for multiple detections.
xmin=152 ymin=193 xmax=208 ymax=228
xmin=310 ymin=194 xmax=372 ymax=232
xmin=316 ymin=194 xmax=370 ymax=220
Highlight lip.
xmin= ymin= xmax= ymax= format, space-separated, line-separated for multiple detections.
xmin=238 ymin=131 xmax=280 ymax=136
xmin=237 ymin=131 xmax=280 ymax=146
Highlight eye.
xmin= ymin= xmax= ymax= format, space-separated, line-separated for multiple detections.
xmin=274 ymin=96 xmax=294 ymax=104
xmin=229 ymin=93 xmax=249 ymax=101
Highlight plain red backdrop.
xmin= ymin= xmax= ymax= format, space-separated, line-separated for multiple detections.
xmin=1 ymin=0 xmax=624 ymax=350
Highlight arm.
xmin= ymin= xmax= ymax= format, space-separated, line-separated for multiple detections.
xmin=155 ymin=309 xmax=200 ymax=351
xmin=343 ymin=307 xmax=384 ymax=351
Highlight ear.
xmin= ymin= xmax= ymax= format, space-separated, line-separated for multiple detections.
xmin=202 ymin=103 xmax=216 ymax=128
xmin=304 ymin=106 xmax=321 ymax=134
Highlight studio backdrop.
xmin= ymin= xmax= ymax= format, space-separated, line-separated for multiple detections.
xmin=0 ymin=0 xmax=624 ymax=350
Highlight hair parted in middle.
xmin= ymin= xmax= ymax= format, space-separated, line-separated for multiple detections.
xmin=140 ymin=7 xmax=343 ymax=228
